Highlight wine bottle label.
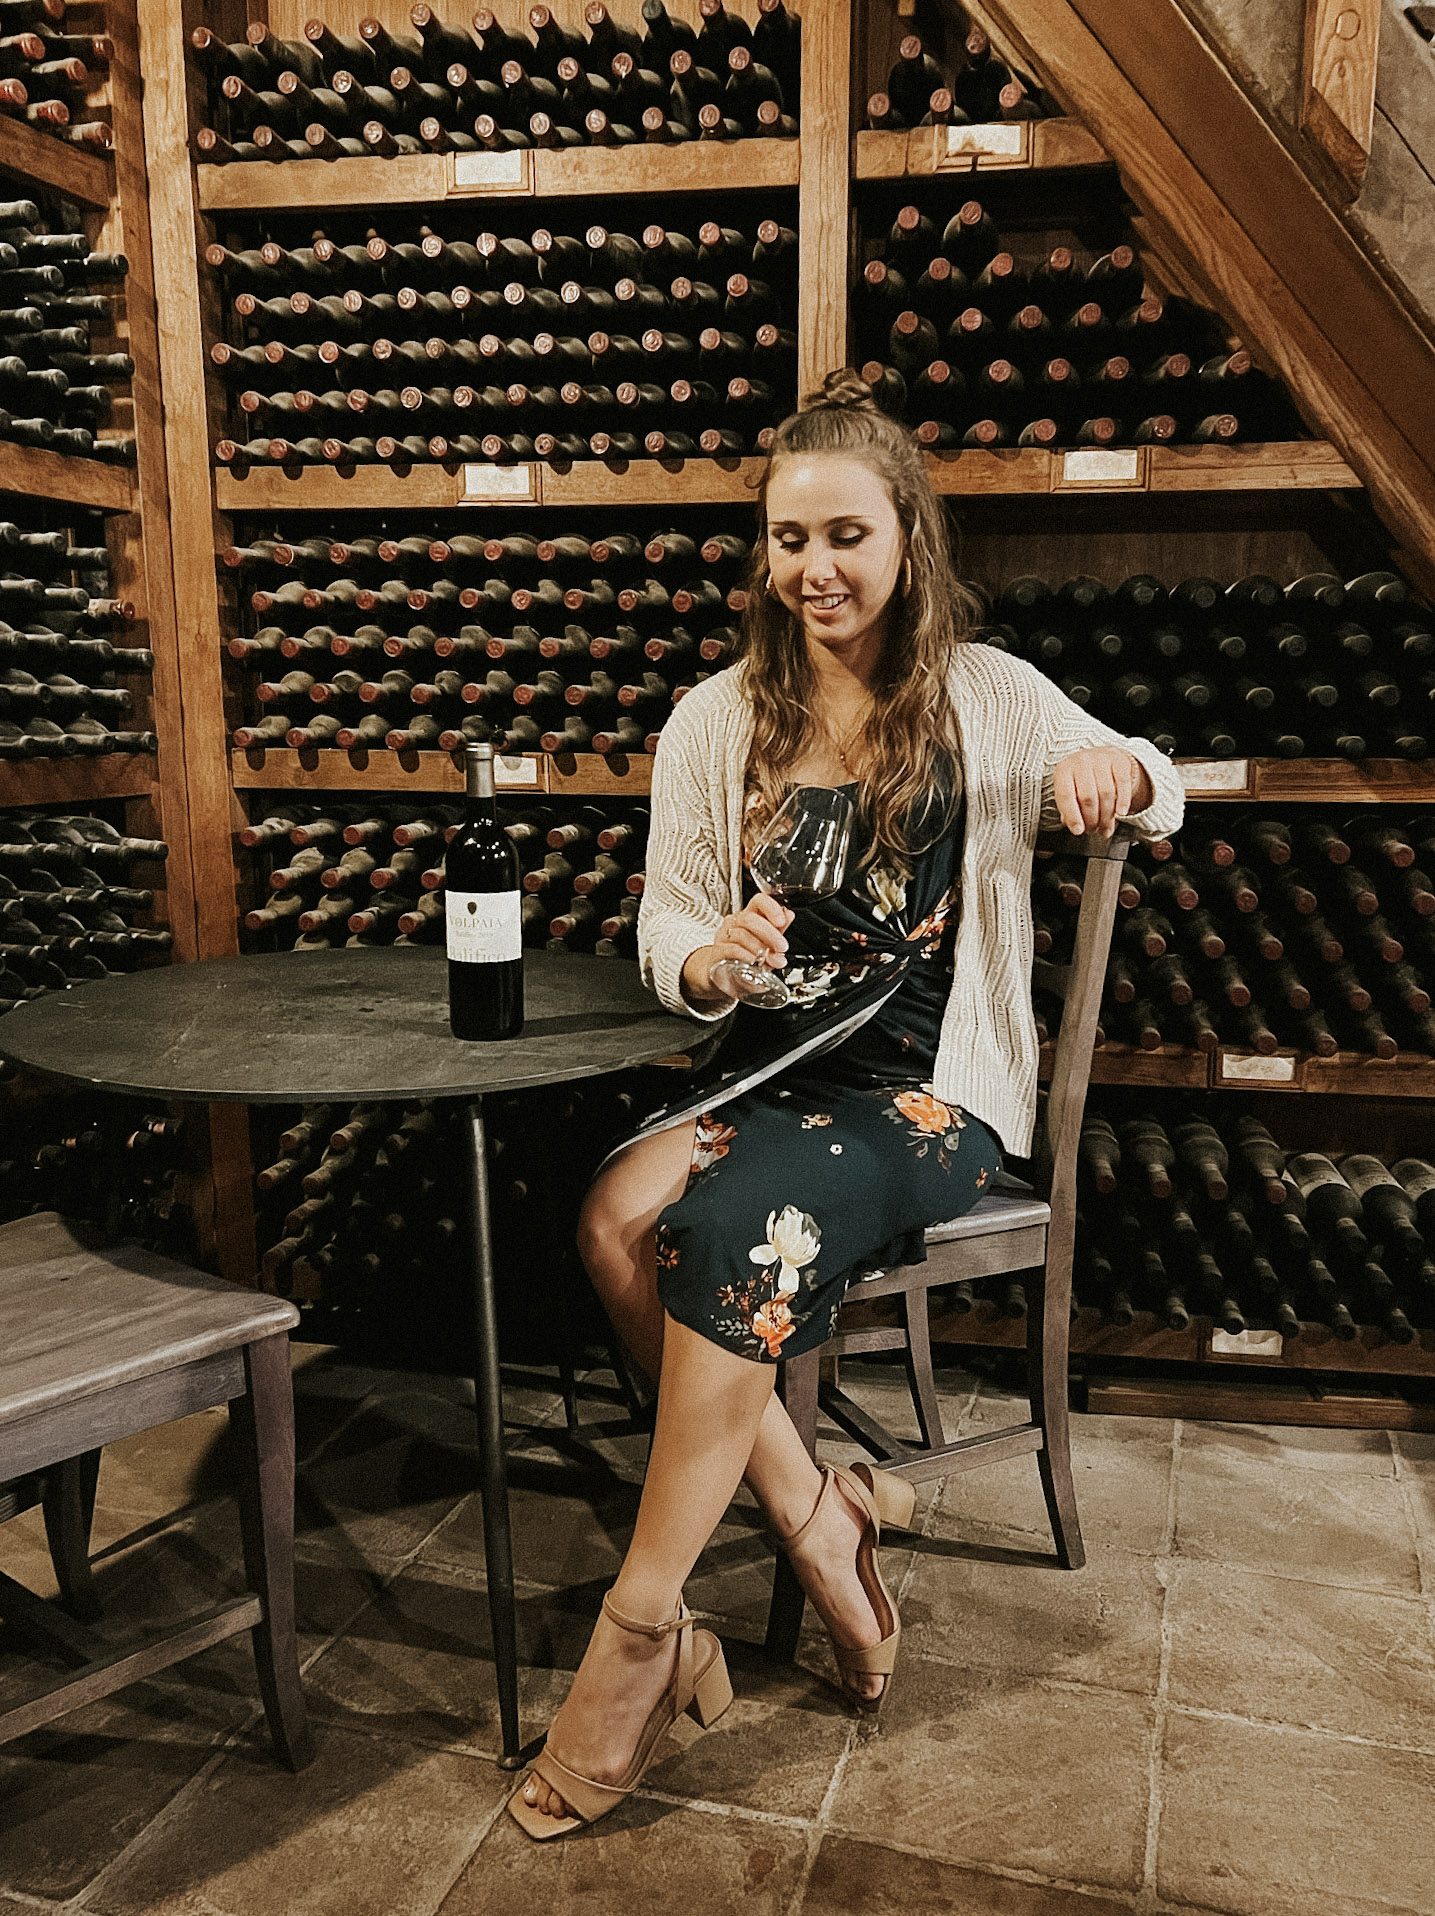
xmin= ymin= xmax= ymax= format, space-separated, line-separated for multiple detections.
xmin=446 ymin=889 xmax=521 ymax=962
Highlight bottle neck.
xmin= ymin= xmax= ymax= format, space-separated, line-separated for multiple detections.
xmin=465 ymin=753 xmax=496 ymax=815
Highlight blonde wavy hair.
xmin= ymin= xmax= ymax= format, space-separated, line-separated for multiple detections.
xmin=737 ymin=368 xmax=982 ymax=876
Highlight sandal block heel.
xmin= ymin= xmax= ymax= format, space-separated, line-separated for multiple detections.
xmin=686 ymin=1640 xmax=733 ymax=1728
xmin=855 ymin=1464 xmax=916 ymax=1534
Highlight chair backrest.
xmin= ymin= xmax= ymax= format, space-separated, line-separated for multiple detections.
xmin=1028 ymin=827 xmax=1133 ymax=1260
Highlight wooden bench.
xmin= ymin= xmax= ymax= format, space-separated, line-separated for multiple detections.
xmin=0 ymin=1211 xmax=313 ymax=1768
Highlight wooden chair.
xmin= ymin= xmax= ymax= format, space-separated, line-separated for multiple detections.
xmin=0 ymin=1210 xmax=313 ymax=1769
xmin=765 ymin=827 xmax=1132 ymax=1660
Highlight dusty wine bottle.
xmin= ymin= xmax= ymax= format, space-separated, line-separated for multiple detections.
xmin=446 ymin=740 xmax=523 ymax=1040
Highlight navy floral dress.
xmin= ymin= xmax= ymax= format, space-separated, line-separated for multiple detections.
xmin=652 ymin=777 xmax=1003 ymax=1364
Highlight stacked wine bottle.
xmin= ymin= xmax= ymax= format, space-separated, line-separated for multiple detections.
xmin=865 ymin=22 xmax=1052 ymax=130
xmin=250 ymin=1076 xmax=640 ymax=1319
xmin=1037 ymin=806 xmax=1435 ymax=1064
xmin=0 ymin=508 xmax=154 ymax=758
xmin=207 ymin=210 xmax=797 ymax=469
xmin=241 ymin=796 xmax=648 ymax=958
xmin=193 ymin=0 xmax=800 ymax=164
xmin=0 ymin=194 xmax=133 ymax=464
xmin=0 ymin=0 xmax=113 ymax=152
xmin=0 ymin=1097 xmax=195 ymax=1257
xmin=222 ymin=516 xmax=749 ymax=752
xmin=979 ymin=568 xmax=1431 ymax=760
xmin=1053 ymin=1106 xmax=1435 ymax=1345
xmin=0 ymin=810 xmax=170 ymax=1009
xmin=855 ymin=195 xmax=1304 ymax=450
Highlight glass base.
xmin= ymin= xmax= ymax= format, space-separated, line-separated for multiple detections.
xmin=708 ymin=956 xmax=791 ymax=1009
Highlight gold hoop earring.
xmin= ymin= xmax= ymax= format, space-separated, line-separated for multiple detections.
xmin=902 ymin=558 xmax=913 ymax=599
xmin=766 ymin=576 xmax=779 ymax=598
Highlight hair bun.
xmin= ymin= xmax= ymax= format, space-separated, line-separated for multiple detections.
xmin=800 ymin=368 xmax=878 ymax=415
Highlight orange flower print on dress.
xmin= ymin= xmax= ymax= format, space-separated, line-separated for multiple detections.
xmin=691 ymin=1112 xmax=737 ymax=1175
xmin=892 ymin=1089 xmax=957 ymax=1134
xmin=655 ymin=1225 xmax=681 ymax=1271
xmin=885 ymin=1083 xmax=968 ymax=1171
xmin=975 ymin=1164 xmax=989 ymax=1188
xmin=750 ymin=1295 xmax=795 ymax=1357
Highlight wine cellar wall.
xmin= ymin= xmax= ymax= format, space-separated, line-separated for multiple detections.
xmin=0 ymin=0 xmax=1394 ymax=1413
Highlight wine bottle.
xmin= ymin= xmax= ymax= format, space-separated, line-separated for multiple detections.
xmin=446 ymin=740 xmax=523 ymax=1039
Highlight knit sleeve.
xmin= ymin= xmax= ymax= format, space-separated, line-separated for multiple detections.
xmin=1036 ymin=674 xmax=1186 ymax=841
xmin=636 ymin=702 xmax=736 ymax=1024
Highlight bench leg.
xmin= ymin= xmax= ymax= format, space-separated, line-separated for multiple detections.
xmin=764 ymin=1348 xmax=821 ymax=1664
xmin=42 ymin=1449 xmax=101 ymax=1622
xmin=232 ymin=1332 xmax=315 ymax=1771
xmin=1027 ymin=1258 xmax=1085 ymax=1571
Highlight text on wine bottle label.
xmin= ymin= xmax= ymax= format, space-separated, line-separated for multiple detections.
xmin=446 ymin=890 xmax=522 ymax=963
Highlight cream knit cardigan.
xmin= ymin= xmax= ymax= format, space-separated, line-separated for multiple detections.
xmin=637 ymin=646 xmax=1187 ymax=1157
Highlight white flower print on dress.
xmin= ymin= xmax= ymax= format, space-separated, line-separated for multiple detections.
xmin=865 ymin=860 xmax=907 ymax=923
xmin=749 ymin=1204 xmax=821 ymax=1298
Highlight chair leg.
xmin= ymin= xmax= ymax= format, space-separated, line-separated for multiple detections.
xmin=231 ymin=1331 xmax=315 ymax=1771
xmin=763 ymin=1348 xmax=820 ymax=1664
xmin=900 ymin=1288 xmax=945 ymax=1451
xmin=42 ymin=1449 xmax=101 ymax=1622
xmin=1026 ymin=1257 xmax=1085 ymax=1571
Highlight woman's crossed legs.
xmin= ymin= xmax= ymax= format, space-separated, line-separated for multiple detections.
xmin=518 ymin=1119 xmax=892 ymax=1826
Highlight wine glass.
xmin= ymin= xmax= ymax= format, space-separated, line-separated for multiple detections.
xmin=710 ymin=785 xmax=855 ymax=1008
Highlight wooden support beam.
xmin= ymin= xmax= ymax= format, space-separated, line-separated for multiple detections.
xmin=969 ymin=0 xmax=1435 ymax=606
xmin=1301 ymin=0 xmax=1382 ymax=198
xmin=798 ymin=0 xmax=850 ymax=394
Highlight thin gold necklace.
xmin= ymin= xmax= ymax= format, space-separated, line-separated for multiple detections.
xmin=825 ymin=706 xmax=870 ymax=776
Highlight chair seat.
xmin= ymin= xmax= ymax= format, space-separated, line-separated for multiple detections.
xmin=924 ymin=1189 xmax=1051 ymax=1245
xmin=0 ymin=1213 xmax=298 ymax=1432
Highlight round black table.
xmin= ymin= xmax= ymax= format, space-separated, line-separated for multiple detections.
xmin=0 ymin=946 xmax=701 ymax=1765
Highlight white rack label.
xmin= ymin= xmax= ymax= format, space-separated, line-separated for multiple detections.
xmin=462 ymin=463 xmax=538 ymax=502
xmin=1210 ymin=1328 xmax=1284 ymax=1358
xmin=945 ymin=122 xmax=1025 ymax=157
xmin=494 ymin=754 xmax=540 ymax=788
xmin=1218 ymin=1051 xmax=1297 ymax=1084
xmin=1179 ymin=759 xmax=1250 ymax=793
xmin=451 ymin=150 xmax=527 ymax=190
xmin=1059 ymin=448 xmax=1142 ymax=486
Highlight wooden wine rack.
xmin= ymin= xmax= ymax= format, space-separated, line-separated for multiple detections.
xmin=113 ymin=0 xmax=1435 ymax=1396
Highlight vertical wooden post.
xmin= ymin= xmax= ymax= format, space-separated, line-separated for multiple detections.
xmin=798 ymin=0 xmax=852 ymax=396
xmin=136 ymin=0 xmax=258 ymax=1286
xmin=1301 ymin=0 xmax=1381 ymax=200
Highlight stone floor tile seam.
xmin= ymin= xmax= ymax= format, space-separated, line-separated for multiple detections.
xmin=66 ymin=1705 xmax=258 ymax=1912
xmin=778 ymin=1827 xmax=826 ymax=1916
xmin=1159 ymin=1421 xmax=1183 ymax=1559
xmin=1139 ymin=1553 xmax=1177 ymax=1903
xmin=428 ymin=1775 xmax=518 ymax=1916
xmin=814 ymin=1823 xmax=1157 ymax=1908
xmin=634 ymin=1785 xmax=821 ymax=1834
xmin=1162 ymin=1696 xmax=1435 ymax=1757
xmin=1165 ymin=1542 xmax=1426 ymax=1599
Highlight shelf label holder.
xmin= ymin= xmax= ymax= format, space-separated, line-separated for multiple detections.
xmin=940 ymin=123 xmax=1030 ymax=169
xmin=461 ymin=463 xmax=539 ymax=503
xmin=1209 ymin=1327 xmax=1285 ymax=1359
xmin=494 ymin=754 xmax=541 ymax=789
xmin=1055 ymin=446 xmax=1145 ymax=490
xmin=449 ymin=149 xmax=531 ymax=194
xmin=1217 ymin=1049 xmax=1299 ymax=1086
xmin=1178 ymin=758 xmax=1251 ymax=796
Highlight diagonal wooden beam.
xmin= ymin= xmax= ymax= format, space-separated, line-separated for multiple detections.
xmin=968 ymin=0 xmax=1435 ymax=588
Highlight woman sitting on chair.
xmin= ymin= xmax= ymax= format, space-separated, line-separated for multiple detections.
xmin=510 ymin=368 xmax=1185 ymax=1838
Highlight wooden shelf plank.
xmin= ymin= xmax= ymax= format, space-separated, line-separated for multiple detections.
xmin=923 ymin=1303 xmax=1435 ymax=1377
xmin=853 ymin=118 xmax=1108 ymax=179
xmin=1173 ymin=758 xmax=1435 ymax=802
xmin=0 ymin=442 xmax=136 ymax=513
xmin=229 ymin=747 xmax=659 ymax=795
xmin=0 ymin=112 xmax=113 ymax=206
xmin=924 ymin=441 xmax=1360 ymax=496
xmin=0 ymin=754 xmax=158 ymax=807
xmin=215 ymin=457 xmax=767 ymax=514
xmin=197 ymin=139 xmax=799 ymax=215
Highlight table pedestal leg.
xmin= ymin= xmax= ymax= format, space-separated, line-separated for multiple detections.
xmin=461 ymin=1095 xmax=522 ymax=1769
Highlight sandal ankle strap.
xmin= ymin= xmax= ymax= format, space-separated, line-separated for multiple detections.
xmin=601 ymin=1591 xmax=692 ymax=1640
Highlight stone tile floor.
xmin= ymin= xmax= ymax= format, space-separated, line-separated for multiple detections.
xmin=0 ymin=1346 xmax=1433 ymax=1915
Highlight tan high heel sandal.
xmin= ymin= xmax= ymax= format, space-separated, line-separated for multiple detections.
xmin=506 ymin=1592 xmax=733 ymax=1841
xmin=776 ymin=1460 xmax=917 ymax=1714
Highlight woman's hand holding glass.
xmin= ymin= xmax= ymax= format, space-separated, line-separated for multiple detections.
xmin=685 ymin=897 xmax=795 ymax=1004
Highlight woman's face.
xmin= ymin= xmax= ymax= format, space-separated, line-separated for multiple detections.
xmin=764 ymin=454 xmax=905 ymax=659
